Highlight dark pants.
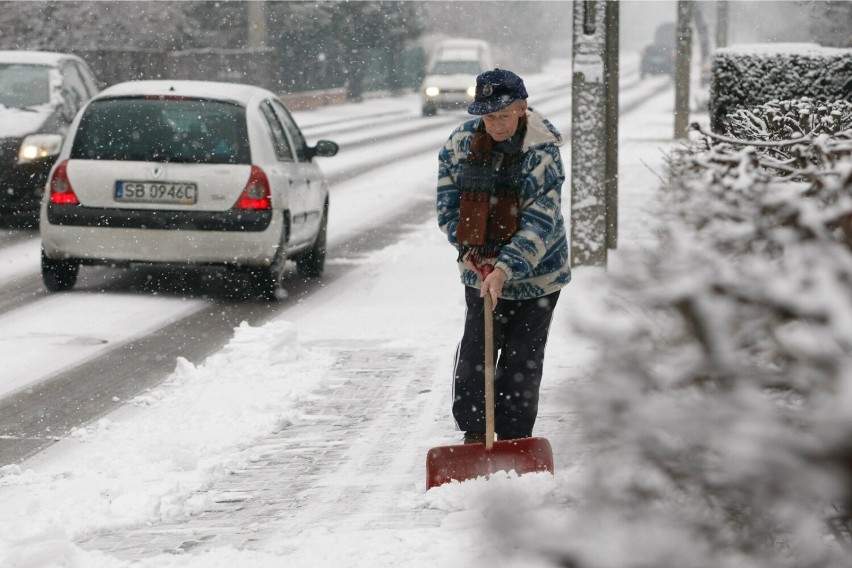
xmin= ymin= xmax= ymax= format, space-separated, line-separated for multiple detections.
xmin=452 ymin=286 xmax=560 ymax=440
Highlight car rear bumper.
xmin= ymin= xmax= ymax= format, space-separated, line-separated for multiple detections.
xmin=41 ymin=205 xmax=284 ymax=267
xmin=46 ymin=203 xmax=272 ymax=232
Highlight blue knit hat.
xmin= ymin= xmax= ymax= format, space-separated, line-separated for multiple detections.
xmin=467 ymin=68 xmax=528 ymax=115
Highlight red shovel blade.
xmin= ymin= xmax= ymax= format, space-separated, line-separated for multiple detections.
xmin=426 ymin=437 xmax=554 ymax=489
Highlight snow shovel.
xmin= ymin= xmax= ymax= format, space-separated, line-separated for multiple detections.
xmin=426 ymin=289 xmax=554 ymax=489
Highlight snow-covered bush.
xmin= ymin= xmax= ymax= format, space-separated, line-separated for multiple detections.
xmin=524 ymin=111 xmax=852 ymax=566
xmin=710 ymin=44 xmax=852 ymax=132
xmin=724 ymin=99 xmax=852 ymax=140
xmin=719 ymin=99 xmax=852 ymax=189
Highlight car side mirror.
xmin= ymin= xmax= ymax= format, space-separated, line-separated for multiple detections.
xmin=58 ymin=87 xmax=82 ymax=122
xmin=308 ymin=139 xmax=339 ymax=160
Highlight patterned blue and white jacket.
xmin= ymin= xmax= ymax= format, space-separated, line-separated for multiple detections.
xmin=437 ymin=109 xmax=571 ymax=301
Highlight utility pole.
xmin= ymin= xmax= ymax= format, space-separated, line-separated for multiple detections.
xmin=716 ymin=0 xmax=729 ymax=48
xmin=247 ymin=1 xmax=267 ymax=49
xmin=246 ymin=1 xmax=271 ymax=90
xmin=674 ymin=0 xmax=693 ymax=139
xmin=570 ymin=0 xmax=619 ymax=267
xmin=604 ymin=3 xmax=619 ymax=252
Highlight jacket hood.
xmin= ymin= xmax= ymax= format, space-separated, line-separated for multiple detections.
xmin=522 ymin=108 xmax=562 ymax=151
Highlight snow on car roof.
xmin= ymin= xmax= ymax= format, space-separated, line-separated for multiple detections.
xmin=95 ymin=80 xmax=275 ymax=105
xmin=0 ymin=50 xmax=82 ymax=66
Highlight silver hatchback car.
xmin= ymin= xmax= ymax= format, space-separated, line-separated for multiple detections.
xmin=40 ymin=80 xmax=338 ymax=299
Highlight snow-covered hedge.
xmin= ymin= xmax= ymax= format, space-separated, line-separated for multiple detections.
xmin=723 ymin=99 xmax=852 ymax=140
xmin=525 ymin=111 xmax=852 ymax=566
xmin=719 ymin=98 xmax=852 ymax=182
xmin=710 ymin=43 xmax=852 ymax=132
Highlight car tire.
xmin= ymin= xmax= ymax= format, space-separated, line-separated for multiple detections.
xmin=41 ymin=249 xmax=79 ymax=292
xmin=250 ymin=253 xmax=286 ymax=301
xmin=224 ymin=259 xmax=284 ymax=302
xmin=422 ymin=104 xmax=437 ymax=117
xmin=224 ymin=219 xmax=289 ymax=301
xmin=296 ymin=202 xmax=328 ymax=279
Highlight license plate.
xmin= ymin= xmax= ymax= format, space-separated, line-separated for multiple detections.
xmin=115 ymin=181 xmax=198 ymax=205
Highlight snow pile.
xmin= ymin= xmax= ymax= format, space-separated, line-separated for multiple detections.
xmin=516 ymin=114 xmax=852 ymax=565
xmin=0 ymin=320 xmax=335 ymax=564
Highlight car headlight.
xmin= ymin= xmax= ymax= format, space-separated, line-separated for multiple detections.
xmin=466 ymin=86 xmax=476 ymax=97
xmin=18 ymin=134 xmax=63 ymax=164
xmin=424 ymin=86 xmax=440 ymax=97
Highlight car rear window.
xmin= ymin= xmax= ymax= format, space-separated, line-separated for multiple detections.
xmin=70 ymin=97 xmax=251 ymax=164
xmin=0 ymin=64 xmax=51 ymax=108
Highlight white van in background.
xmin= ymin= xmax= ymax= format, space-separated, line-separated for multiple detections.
xmin=419 ymin=39 xmax=493 ymax=116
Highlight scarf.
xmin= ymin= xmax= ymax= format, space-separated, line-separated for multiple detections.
xmin=456 ymin=116 xmax=526 ymax=264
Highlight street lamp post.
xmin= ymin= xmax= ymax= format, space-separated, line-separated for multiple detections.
xmin=570 ymin=0 xmax=619 ymax=267
xmin=674 ymin=0 xmax=694 ymax=139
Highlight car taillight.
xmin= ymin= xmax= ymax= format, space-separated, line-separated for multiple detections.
xmin=234 ymin=165 xmax=272 ymax=210
xmin=48 ymin=160 xmax=79 ymax=205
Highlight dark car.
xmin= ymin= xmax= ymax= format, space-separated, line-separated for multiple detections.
xmin=640 ymin=23 xmax=676 ymax=78
xmin=0 ymin=50 xmax=99 ymax=225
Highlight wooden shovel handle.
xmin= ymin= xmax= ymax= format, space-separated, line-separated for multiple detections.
xmin=484 ymin=294 xmax=495 ymax=449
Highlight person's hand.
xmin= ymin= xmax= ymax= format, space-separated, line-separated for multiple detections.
xmin=461 ymin=252 xmax=495 ymax=278
xmin=480 ymin=266 xmax=507 ymax=310
xmin=461 ymin=252 xmax=505 ymax=309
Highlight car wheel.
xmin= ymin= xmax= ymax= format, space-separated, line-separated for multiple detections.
xmin=422 ymin=104 xmax=437 ymax=117
xmin=224 ymin=222 xmax=289 ymax=301
xmin=225 ymin=254 xmax=285 ymax=301
xmin=249 ymin=254 xmax=286 ymax=301
xmin=41 ymin=249 xmax=79 ymax=292
xmin=296 ymin=202 xmax=328 ymax=279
